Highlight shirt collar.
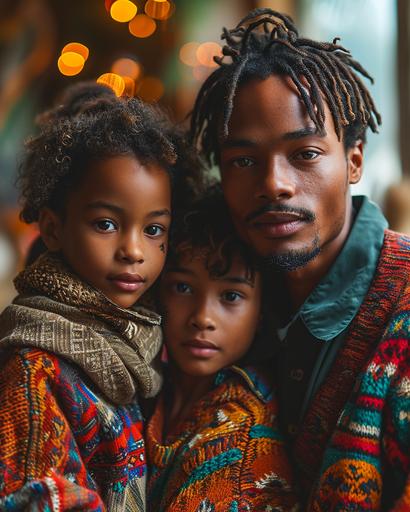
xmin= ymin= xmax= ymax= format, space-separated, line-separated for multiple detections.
xmin=215 ymin=365 xmax=273 ymax=403
xmin=288 ymin=195 xmax=387 ymax=341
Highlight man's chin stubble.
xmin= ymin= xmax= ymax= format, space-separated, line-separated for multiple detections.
xmin=259 ymin=235 xmax=321 ymax=272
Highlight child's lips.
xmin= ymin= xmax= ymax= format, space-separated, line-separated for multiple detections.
xmin=182 ymin=338 xmax=220 ymax=358
xmin=108 ymin=273 xmax=145 ymax=292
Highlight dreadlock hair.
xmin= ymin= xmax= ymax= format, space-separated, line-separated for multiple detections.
xmin=167 ymin=184 xmax=258 ymax=282
xmin=190 ymin=8 xmax=381 ymax=166
xmin=19 ymin=96 xmax=205 ymax=224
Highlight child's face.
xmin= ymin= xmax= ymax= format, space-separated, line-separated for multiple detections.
xmin=41 ymin=155 xmax=171 ymax=308
xmin=160 ymin=250 xmax=262 ymax=377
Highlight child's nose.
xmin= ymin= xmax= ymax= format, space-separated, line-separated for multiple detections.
xmin=189 ymin=301 xmax=216 ymax=331
xmin=117 ymin=234 xmax=144 ymax=264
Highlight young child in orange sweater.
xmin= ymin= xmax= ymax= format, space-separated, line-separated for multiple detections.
xmin=146 ymin=187 xmax=299 ymax=511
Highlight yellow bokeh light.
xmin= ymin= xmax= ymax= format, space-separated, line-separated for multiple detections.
xmin=179 ymin=42 xmax=200 ymax=67
xmin=111 ymin=58 xmax=141 ymax=80
xmin=137 ymin=76 xmax=164 ymax=103
xmin=144 ymin=0 xmax=172 ymax=20
xmin=97 ymin=73 xmax=125 ymax=97
xmin=196 ymin=42 xmax=222 ymax=68
xmin=129 ymin=14 xmax=156 ymax=38
xmin=110 ymin=0 xmax=137 ymax=23
xmin=57 ymin=52 xmax=85 ymax=76
xmin=61 ymin=42 xmax=89 ymax=61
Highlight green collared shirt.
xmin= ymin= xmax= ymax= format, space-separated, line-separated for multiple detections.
xmin=273 ymin=196 xmax=388 ymax=440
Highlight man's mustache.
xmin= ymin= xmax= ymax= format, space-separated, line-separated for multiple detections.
xmin=245 ymin=203 xmax=316 ymax=223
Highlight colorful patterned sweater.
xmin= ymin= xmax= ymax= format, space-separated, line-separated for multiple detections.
xmin=290 ymin=231 xmax=410 ymax=511
xmin=146 ymin=366 xmax=299 ymax=511
xmin=0 ymin=253 xmax=163 ymax=511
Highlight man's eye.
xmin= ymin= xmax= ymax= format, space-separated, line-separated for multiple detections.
xmin=145 ymin=225 xmax=165 ymax=237
xmin=174 ymin=282 xmax=192 ymax=294
xmin=94 ymin=219 xmax=116 ymax=232
xmin=233 ymin=157 xmax=255 ymax=168
xmin=298 ymin=150 xmax=319 ymax=160
xmin=222 ymin=291 xmax=242 ymax=302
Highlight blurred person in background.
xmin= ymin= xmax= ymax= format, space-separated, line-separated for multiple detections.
xmin=191 ymin=8 xmax=410 ymax=511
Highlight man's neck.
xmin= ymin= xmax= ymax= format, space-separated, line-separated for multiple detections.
xmin=282 ymin=203 xmax=355 ymax=312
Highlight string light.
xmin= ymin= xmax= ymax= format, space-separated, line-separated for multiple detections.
xmin=196 ymin=42 xmax=222 ymax=68
xmin=97 ymin=73 xmax=125 ymax=96
xmin=179 ymin=42 xmax=200 ymax=67
xmin=110 ymin=0 xmax=138 ymax=23
xmin=61 ymin=42 xmax=89 ymax=61
xmin=129 ymin=14 xmax=156 ymax=38
xmin=144 ymin=0 xmax=173 ymax=20
xmin=111 ymin=57 xmax=141 ymax=80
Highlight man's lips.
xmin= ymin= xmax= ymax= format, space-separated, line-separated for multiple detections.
xmin=182 ymin=338 xmax=220 ymax=358
xmin=250 ymin=211 xmax=310 ymax=238
xmin=108 ymin=273 xmax=146 ymax=292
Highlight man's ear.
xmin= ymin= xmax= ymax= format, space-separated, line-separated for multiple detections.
xmin=347 ymin=140 xmax=364 ymax=185
xmin=38 ymin=208 xmax=63 ymax=251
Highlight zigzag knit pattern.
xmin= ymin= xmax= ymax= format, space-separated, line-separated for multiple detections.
xmin=301 ymin=231 xmax=410 ymax=511
xmin=0 ymin=348 xmax=146 ymax=511
xmin=146 ymin=366 xmax=299 ymax=512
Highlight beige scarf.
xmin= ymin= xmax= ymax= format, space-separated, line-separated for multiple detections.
xmin=0 ymin=252 xmax=163 ymax=404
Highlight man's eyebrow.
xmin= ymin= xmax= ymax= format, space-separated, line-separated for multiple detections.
xmin=283 ymin=126 xmax=324 ymax=140
xmin=220 ymin=138 xmax=258 ymax=149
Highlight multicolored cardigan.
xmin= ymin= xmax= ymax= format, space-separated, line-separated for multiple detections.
xmin=0 ymin=348 xmax=147 ymax=511
xmin=292 ymin=230 xmax=410 ymax=511
xmin=146 ymin=366 xmax=299 ymax=511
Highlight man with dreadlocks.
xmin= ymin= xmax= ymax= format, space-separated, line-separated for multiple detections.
xmin=191 ymin=8 xmax=410 ymax=511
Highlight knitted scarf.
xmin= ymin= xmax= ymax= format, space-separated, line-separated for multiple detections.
xmin=0 ymin=252 xmax=163 ymax=404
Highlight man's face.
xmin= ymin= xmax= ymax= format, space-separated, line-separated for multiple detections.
xmin=219 ymin=74 xmax=363 ymax=271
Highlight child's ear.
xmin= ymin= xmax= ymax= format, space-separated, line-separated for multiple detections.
xmin=38 ymin=208 xmax=63 ymax=251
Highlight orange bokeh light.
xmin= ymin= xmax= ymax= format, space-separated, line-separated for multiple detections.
xmin=129 ymin=14 xmax=156 ymax=38
xmin=179 ymin=42 xmax=200 ymax=67
xmin=111 ymin=57 xmax=141 ymax=80
xmin=97 ymin=73 xmax=125 ymax=97
xmin=61 ymin=42 xmax=89 ymax=61
xmin=144 ymin=0 xmax=172 ymax=20
xmin=196 ymin=42 xmax=222 ymax=68
xmin=137 ymin=76 xmax=164 ymax=103
xmin=122 ymin=76 xmax=136 ymax=97
xmin=110 ymin=0 xmax=137 ymax=22
xmin=58 ymin=52 xmax=85 ymax=76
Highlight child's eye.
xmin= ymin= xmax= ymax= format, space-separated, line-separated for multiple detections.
xmin=232 ymin=157 xmax=255 ymax=168
xmin=222 ymin=291 xmax=243 ymax=303
xmin=174 ymin=282 xmax=192 ymax=294
xmin=94 ymin=219 xmax=116 ymax=232
xmin=145 ymin=225 xmax=165 ymax=237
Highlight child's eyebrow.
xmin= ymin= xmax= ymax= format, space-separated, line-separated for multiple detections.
xmin=86 ymin=202 xmax=171 ymax=218
xmin=216 ymin=276 xmax=255 ymax=287
xmin=147 ymin=209 xmax=171 ymax=218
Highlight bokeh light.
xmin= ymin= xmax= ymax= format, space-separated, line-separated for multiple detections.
xmin=122 ymin=76 xmax=136 ymax=97
xmin=129 ymin=14 xmax=156 ymax=38
xmin=137 ymin=76 xmax=164 ymax=102
xmin=192 ymin=65 xmax=212 ymax=82
xmin=110 ymin=0 xmax=138 ymax=23
xmin=179 ymin=42 xmax=200 ymax=67
xmin=61 ymin=42 xmax=89 ymax=62
xmin=57 ymin=52 xmax=85 ymax=76
xmin=111 ymin=57 xmax=141 ymax=80
xmin=144 ymin=0 xmax=173 ymax=20
xmin=196 ymin=42 xmax=222 ymax=68
xmin=97 ymin=73 xmax=125 ymax=97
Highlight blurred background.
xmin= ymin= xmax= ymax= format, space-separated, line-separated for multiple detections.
xmin=1 ymin=0 xmax=409 ymax=310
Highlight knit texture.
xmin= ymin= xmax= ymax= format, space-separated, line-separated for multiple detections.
xmin=0 ymin=252 xmax=164 ymax=511
xmin=146 ymin=366 xmax=300 ymax=511
xmin=292 ymin=231 xmax=410 ymax=511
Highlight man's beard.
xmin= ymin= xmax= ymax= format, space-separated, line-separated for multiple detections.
xmin=260 ymin=234 xmax=321 ymax=272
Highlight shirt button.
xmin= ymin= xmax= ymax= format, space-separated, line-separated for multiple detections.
xmin=290 ymin=368 xmax=304 ymax=381
xmin=288 ymin=424 xmax=298 ymax=436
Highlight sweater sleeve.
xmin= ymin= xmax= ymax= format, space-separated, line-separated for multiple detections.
xmin=236 ymin=397 xmax=299 ymax=511
xmin=0 ymin=349 xmax=105 ymax=511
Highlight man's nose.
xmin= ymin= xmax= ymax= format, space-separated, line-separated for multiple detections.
xmin=257 ymin=156 xmax=296 ymax=201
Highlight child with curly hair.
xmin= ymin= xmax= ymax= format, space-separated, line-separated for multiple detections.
xmin=0 ymin=95 xmax=202 ymax=511
xmin=146 ymin=188 xmax=299 ymax=511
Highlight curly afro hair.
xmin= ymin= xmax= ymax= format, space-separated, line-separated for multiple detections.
xmin=19 ymin=96 xmax=205 ymax=223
